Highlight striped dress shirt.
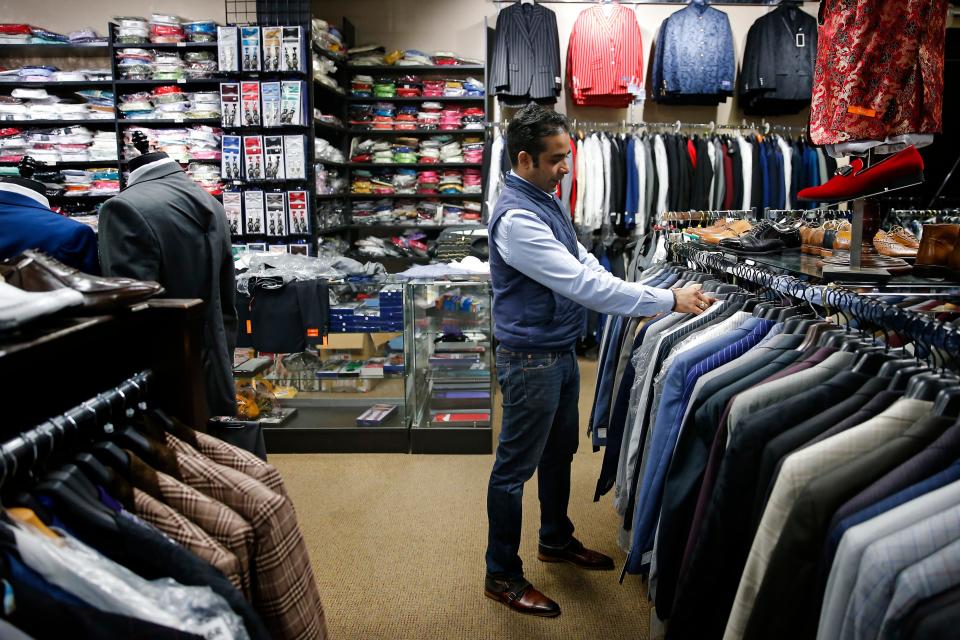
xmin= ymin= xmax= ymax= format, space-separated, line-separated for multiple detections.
xmin=567 ymin=4 xmax=643 ymax=106
xmin=724 ymin=398 xmax=934 ymax=640
xmin=841 ymin=504 xmax=960 ymax=640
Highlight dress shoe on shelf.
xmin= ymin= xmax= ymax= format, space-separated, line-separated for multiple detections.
xmin=0 ymin=279 xmax=83 ymax=330
xmin=0 ymin=250 xmax=164 ymax=311
xmin=484 ymin=576 xmax=561 ymax=617
xmin=538 ymin=538 xmax=615 ymax=570
xmin=915 ymin=224 xmax=960 ymax=277
xmin=822 ymin=221 xmax=852 ymax=257
xmin=797 ymin=146 xmax=925 ymax=203
xmin=687 ymin=218 xmax=729 ymax=238
xmin=874 ymin=230 xmax=918 ymax=259
xmin=717 ymin=220 xmax=801 ymax=254
xmin=890 ymin=226 xmax=920 ymax=249
xmin=700 ymin=219 xmax=753 ymax=245
xmin=800 ymin=224 xmax=825 ymax=255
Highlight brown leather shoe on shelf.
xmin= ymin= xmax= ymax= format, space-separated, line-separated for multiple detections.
xmin=701 ymin=219 xmax=753 ymax=245
xmin=484 ymin=577 xmax=561 ymax=618
xmin=687 ymin=218 xmax=729 ymax=238
xmin=0 ymin=250 xmax=164 ymax=311
xmin=822 ymin=221 xmax=852 ymax=257
xmin=890 ymin=226 xmax=920 ymax=249
xmin=800 ymin=224 xmax=824 ymax=255
xmin=538 ymin=538 xmax=615 ymax=570
xmin=915 ymin=224 xmax=960 ymax=277
xmin=874 ymin=230 xmax=918 ymax=259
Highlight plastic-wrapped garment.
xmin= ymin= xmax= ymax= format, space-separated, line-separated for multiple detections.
xmin=11 ymin=520 xmax=249 ymax=640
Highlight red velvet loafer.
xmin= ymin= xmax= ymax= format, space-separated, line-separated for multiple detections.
xmin=798 ymin=146 xmax=924 ymax=203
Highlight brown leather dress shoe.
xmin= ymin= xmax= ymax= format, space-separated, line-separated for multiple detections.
xmin=484 ymin=577 xmax=561 ymax=618
xmin=822 ymin=221 xmax=852 ymax=257
xmin=700 ymin=219 xmax=753 ymax=245
xmin=1 ymin=250 xmax=164 ymax=310
xmin=874 ymin=230 xmax=917 ymax=259
xmin=538 ymin=538 xmax=615 ymax=570
xmin=800 ymin=224 xmax=825 ymax=255
xmin=915 ymin=224 xmax=960 ymax=277
xmin=890 ymin=226 xmax=920 ymax=249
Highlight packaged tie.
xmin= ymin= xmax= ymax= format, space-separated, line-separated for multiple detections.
xmin=243 ymin=190 xmax=265 ymax=235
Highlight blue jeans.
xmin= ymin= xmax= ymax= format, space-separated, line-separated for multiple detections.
xmin=486 ymin=346 xmax=580 ymax=579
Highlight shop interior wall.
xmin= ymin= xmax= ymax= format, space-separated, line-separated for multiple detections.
xmin=314 ymin=0 xmax=820 ymax=127
xmin=0 ymin=0 xmax=227 ymax=37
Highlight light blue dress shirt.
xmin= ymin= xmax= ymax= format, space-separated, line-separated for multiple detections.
xmin=491 ymin=173 xmax=675 ymax=318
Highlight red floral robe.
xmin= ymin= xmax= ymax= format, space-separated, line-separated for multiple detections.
xmin=809 ymin=0 xmax=947 ymax=145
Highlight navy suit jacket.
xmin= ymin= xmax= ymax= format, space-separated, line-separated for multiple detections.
xmin=0 ymin=187 xmax=99 ymax=273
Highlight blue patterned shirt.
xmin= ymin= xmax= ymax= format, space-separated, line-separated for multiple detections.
xmin=652 ymin=3 xmax=736 ymax=99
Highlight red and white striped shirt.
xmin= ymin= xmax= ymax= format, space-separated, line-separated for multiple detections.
xmin=566 ymin=4 xmax=644 ymax=106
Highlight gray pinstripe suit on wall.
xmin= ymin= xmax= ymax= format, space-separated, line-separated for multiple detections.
xmin=491 ymin=1 xmax=562 ymax=105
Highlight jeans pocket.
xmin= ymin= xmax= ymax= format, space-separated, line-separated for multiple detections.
xmin=520 ymin=353 xmax=559 ymax=371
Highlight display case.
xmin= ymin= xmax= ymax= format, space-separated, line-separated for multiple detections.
xmin=407 ymin=277 xmax=494 ymax=454
xmin=241 ymin=280 xmax=413 ymax=453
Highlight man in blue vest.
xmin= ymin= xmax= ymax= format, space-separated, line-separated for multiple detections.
xmin=484 ymin=104 xmax=711 ymax=617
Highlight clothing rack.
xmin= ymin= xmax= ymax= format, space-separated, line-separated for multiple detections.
xmin=0 ymin=369 xmax=152 ymax=486
xmin=486 ymin=119 xmax=807 ymax=135
xmin=670 ymin=241 xmax=960 ymax=360
xmin=890 ymin=209 xmax=960 ymax=223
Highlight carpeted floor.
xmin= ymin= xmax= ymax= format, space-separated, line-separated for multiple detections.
xmin=272 ymin=357 xmax=651 ymax=639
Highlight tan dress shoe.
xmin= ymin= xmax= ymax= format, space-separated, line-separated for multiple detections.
xmin=701 ymin=219 xmax=753 ymax=245
xmin=890 ymin=226 xmax=920 ymax=249
xmin=874 ymin=230 xmax=918 ymax=258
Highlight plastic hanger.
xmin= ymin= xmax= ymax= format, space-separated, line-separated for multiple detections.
xmin=876 ymin=358 xmax=922 ymax=379
xmin=90 ymin=442 xmax=131 ymax=477
xmin=73 ymin=452 xmax=115 ymax=489
xmin=887 ymin=365 xmax=934 ymax=392
xmin=798 ymin=321 xmax=835 ymax=350
xmin=33 ymin=477 xmax=117 ymax=532
xmin=905 ymin=372 xmax=960 ymax=401
xmin=783 ymin=318 xmax=820 ymax=335
xmin=932 ymin=386 xmax=960 ymax=417
xmin=851 ymin=348 xmax=897 ymax=375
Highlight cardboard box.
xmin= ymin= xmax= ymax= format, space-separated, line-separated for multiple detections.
xmin=318 ymin=332 xmax=382 ymax=359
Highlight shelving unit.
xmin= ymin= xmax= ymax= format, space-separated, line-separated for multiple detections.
xmin=310 ymin=18 xmax=490 ymax=269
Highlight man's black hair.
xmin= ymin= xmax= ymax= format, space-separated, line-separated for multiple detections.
xmin=506 ymin=103 xmax=570 ymax=168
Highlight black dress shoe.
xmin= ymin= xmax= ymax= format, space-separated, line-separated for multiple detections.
xmin=717 ymin=220 xmax=801 ymax=255
xmin=484 ymin=576 xmax=561 ymax=617
xmin=537 ymin=538 xmax=615 ymax=570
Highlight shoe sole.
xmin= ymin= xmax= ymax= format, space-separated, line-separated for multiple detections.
xmin=537 ymin=553 xmax=616 ymax=570
xmin=483 ymin=590 xmax=561 ymax=617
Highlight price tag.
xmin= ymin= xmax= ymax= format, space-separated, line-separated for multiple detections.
xmin=745 ymin=259 xmax=756 ymax=266
xmin=177 ymin=78 xmax=186 ymax=84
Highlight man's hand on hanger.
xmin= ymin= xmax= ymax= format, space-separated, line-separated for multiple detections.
xmin=672 ymin=283 xmax=717 ymax=315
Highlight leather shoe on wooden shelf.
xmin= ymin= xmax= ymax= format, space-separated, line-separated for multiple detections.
xmin=686 ymin=218 xmax=730 ymax=238
xmin=484 ymin=576 xmax=561 ymax=617
xmin=915 ymin=224 xmax=960 ymax=278
xmin=537 ymin=537 xmax=615 ymax=570
xmin=874 ymin=230 xmax=918 ymax=259
xmin=0 ymin=250 xmax=163 ymax=311
xmin=797 ymin=146 xmax=925 ymax=203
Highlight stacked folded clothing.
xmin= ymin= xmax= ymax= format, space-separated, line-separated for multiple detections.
xmin=373 ymin=78 xmax=396 ymax=98
xmin=0 ymin=88 xmax=114 ymax=121
xmin=149 ymin=14 xmax=185 ymax=44
xmin=114 ymin=17 xmax=149 ymax=44
xmin=119 ymin=86 xmax=221 ymax=120
xmin=422 ymin=80 xmax=444 ymax=98
xmin=438 ymin=170 xmax=462 ymax=195
xmin=0 ymin=24 xmax=97 ymax=46
xmin=0 ymin=66 xmax=111 ymax=83
xmin=311 ymin=19 xmax=345 ymax=59
xmin=400 ymin=50 xmax=433 ymax=66
xmin=351 ymin=74 xmax=373 ymax=97
xmin=313 ymin=53 xmax=343 ymax=94
xmin=116 ymin=49 xmax=217 ymax=81
xmin=67 ymin=29 xmax=108 ymax=46
xmin=439 ymin=107 xmax=462 ymax=130
xmin=461 ymin=107 xmax=484 ymax=129
xmin=396 ymin=75 xmax=421 ymax=97
xmin=416 ymin=169 xmax=439 ymax=195
xmin=116 ymin=48 xmax=154 ymax=79
xmin=344 ymin=45 xmax=482 ymax=67
xmin=463 ymin=168 xmax=482 ymax=194
xmin=0 ymin=126 xmax=118 ymax=163
xmin=185 ymin=162 xmax=223 ymax=195
xmin=183 ymin=21 xmax=216 ymax=43
xmin=463 ymin=77 xmax=485 ymax=96
xmin=316 ymin=165 xmax=346 ymax=194
xmin=38 ymin=167 xmax=120 ymax=197
xmin=314 ymin=110 xmax=344 ymax=128
xmin=463 ymin=137 xmax=484 ymax=163
xmin=183 ymin=51 xmax=217 ymax=79
xmin=394 ymin=105 xmax=418 ymax=130
xmin=347 ymin=45 xmax=386 ymax=66
xmin=315 ymin=137 xmax=345 ymax=163
xmin=438 ymin=139 xmax=463 ymax=163
xmin=122 ymin=125 xmax=221 ymax=163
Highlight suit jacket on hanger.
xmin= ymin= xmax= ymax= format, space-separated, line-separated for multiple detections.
xmin=491 ymin=1 xmax=562 ymax=103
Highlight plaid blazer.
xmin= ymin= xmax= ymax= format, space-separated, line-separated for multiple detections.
xmin=132 ymin=488 xmax=244 ymax=595
xmin=154 ymin=470 xmax=256 ymax=601
xmin=166 ymin=434 xmax=326 ymax=640
xmin=194 ymin=430 xmax=289 ymax=499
